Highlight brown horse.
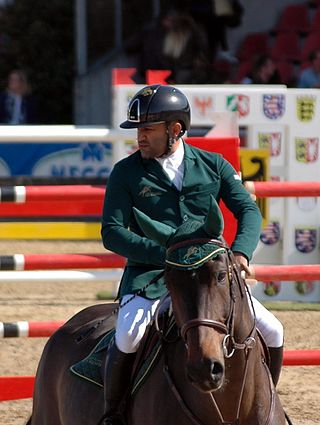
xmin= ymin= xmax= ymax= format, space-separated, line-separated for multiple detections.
xmin=28 ymin=199 xmax=287 ymax=425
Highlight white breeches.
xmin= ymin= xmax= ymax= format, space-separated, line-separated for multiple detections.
xmin=115 ymin=294 xmax=160 ymax=353
xmin=115 ymin=293 xmax=283 ymax=354
xmin=248 ymin=294 xmax=284 ymax=348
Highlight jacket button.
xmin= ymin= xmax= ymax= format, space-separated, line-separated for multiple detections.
xmin=179 ymin=195 xmax=185 ymax=202
xmin=183 ymin=214 xmax=188 ymax=222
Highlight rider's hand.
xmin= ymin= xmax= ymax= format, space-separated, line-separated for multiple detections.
xmin=233 ymin=252 xmax=256 ymax=288
xmin=232 ymin=252 xmax=252 ymax=276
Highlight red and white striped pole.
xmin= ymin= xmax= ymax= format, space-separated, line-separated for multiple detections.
xmin=283 ymin=350 xmax=320 ymax=366
xmin=1 ymin=255 xmax=319 ymax=282
xmin=1 ymin=349 xmax=320 ymax=400
xmin=250 ymin=264 xmax=320 ymax=282
xmin=245 ymin=181 xmax=320 ymax=198
xmin=0 ymin=253 xmax=126 ymax=270
xmin=1 ymin=181 xmax=320 ymax=204
xmin=0 ymin=185 xmax=105 ymax=203
xmin=0 ymin=321 xmax=64 ymax=337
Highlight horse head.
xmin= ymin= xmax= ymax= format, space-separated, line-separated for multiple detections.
xmin=133 ymin=197 xmax=250 ymax=393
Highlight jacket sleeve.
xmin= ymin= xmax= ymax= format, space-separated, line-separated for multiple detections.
xmin=218 ymin=157 xmax=262 ymax=261
xmin=101 ymin=163 xmax=166 ymax=266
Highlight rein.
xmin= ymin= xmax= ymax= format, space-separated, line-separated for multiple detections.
xmin=162 ymin=238 xmax=275 ymax=425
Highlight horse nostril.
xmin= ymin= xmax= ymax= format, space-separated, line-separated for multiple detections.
xmin=186 ymin=358 xmax=224 ymax=391
xmin=211 ymin=361 xmax=224 ymax=382
xmin=211 ymin=361 xmax=224 ymax=378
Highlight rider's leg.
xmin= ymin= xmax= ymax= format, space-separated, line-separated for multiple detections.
xmin=268 ymin=346 xmax=283 ymax=387
xmin=100 ymin=341 xmax=136 ymax=425
xmin=247 ymin=294 xmax=284 ymax=387
xmin=100 ymin=295 xmax=160 ymax=425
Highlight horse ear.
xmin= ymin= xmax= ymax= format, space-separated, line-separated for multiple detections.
xmin=133 ymin=207 xmax=175 ymax=247
xmin=203 ymin=196 xmax=224 ymax=237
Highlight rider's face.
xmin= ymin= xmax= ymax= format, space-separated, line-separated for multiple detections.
xmin=137 ymin=123 xmax=168 ymax=159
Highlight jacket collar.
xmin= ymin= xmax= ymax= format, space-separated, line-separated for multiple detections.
xmin=140 ymin=140 xmax=197 ymax=189
xmin=183 ymin=140 xmax=197 ymax=160
xmin=140 ymin=140 xmax=196 ymax=164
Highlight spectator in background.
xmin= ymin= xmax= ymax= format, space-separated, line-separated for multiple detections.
xmin=0 ymin=69 xmax=38 ymax=124
xmin=213 ymin=0 xmax=244 ymax=63
xmin=183 ymin=0 xmax=243 ymax=63
xmin=241 ymin=55 xmax=281 ymax=84
xmin=161 ymin=11 xmax=212 ymax=84
xmin=298 ymin=49 xmax=320 ymax=88
xmin=134 ymin=10 xmax=212 ymax=84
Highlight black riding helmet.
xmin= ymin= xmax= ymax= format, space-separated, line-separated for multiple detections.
xmin=120 ymin=84 xmax=191 ymax=134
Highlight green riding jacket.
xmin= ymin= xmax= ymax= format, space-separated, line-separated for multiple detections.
xmin=101 ymin=141 xmax=262 ymax=300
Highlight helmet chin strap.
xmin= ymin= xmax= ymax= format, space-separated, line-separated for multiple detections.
xmin=167 ymin=135 xmax=176 ymax=155
xmin=158 ymin=126 xmax=183 ymax=158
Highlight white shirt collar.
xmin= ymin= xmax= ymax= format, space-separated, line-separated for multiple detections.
xmin=156 ymin=139 xmax=184 ymax=168
xmin=155 ymin=140 xmax=185 ymax=190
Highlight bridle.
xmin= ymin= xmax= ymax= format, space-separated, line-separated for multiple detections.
xmin=167 ymin=238 xmax=257 ymax=358
xmin=162 ymin=237 xmax=275 ymax=425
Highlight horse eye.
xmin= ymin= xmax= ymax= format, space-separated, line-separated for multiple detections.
xmin=215 ymin=271 xmax=227 ymax=284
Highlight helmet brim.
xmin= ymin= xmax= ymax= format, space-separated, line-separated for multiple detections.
xmin=120 ymin=120 xmax=165 ymax=129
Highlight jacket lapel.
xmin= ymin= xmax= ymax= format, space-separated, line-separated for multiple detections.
xmin=181 ymin=142 xmax=197 ymax=190
xmin=139 ymin=142 xmax=198 ymax=191
xmin=140 ymin=156 xmax=174 ymax=189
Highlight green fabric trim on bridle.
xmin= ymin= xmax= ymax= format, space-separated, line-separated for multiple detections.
xmin=166 ymin=242 xmax=227 ymax=270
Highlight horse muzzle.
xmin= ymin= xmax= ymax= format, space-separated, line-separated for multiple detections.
xmin=186 ymin=357 xmax=225 ymax=392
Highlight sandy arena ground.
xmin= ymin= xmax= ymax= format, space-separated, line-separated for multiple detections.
xmin=0 ymin=241 xmax=319 ymax=425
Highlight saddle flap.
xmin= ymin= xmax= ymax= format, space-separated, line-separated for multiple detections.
xmin=70 ymin=306 xmax=177 ymax=395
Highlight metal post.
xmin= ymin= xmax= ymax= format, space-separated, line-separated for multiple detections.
xmin=152 ymin=0 xmax=161 ymax=19
xmin=75 ymin=0 xmax=88 ymax=76
xmin=114 ymin=0 xmax=122 ymax=49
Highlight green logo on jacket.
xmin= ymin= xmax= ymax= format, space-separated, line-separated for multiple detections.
xmin=139 ymin=186 xmax=163 ymax=197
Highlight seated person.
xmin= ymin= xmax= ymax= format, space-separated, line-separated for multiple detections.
xmin=0 ymin=69 xmax=38 ymax=124
xmin=99 ymin=84 xmax=284 ymax=425
xmin=241 ymin=55 xmax=281 ymax=85
xmin=298 ymin=49 xmax=320 ymax=88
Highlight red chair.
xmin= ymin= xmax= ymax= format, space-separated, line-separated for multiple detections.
xmin=273 ymin=4 xmax=310 ymax=34
xmin=212 ymin=59 xmax=232 ymax=74
xmin=237 ymin=33 xmax=269 ymax=61
xmin=301 ymin=31 xmax=320 ymax=62
xmin=212 ymin=59 xmax=232 ymax=81
xmin=270 ymin=32 xmax=301 ymax=62
xmin=310 ymin=7 xmax=320 ymax=31
xmin=309 ymin=0 xmax=320 ymax=7
xmin=275 ymin=60 xmax=296 ymax=85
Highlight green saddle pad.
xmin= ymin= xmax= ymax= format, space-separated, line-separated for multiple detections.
xmin=70 ymin=328 xmax=115 ymax=389
xmin=70 ymin=318 xmax=175 ymax=396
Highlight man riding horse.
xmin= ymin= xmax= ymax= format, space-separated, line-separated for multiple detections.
xmin=100 ymin=84 xmax=284 ymax=425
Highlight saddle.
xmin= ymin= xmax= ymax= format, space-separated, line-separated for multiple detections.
xmin=70 ymin=306 xmax=176 ymax=395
